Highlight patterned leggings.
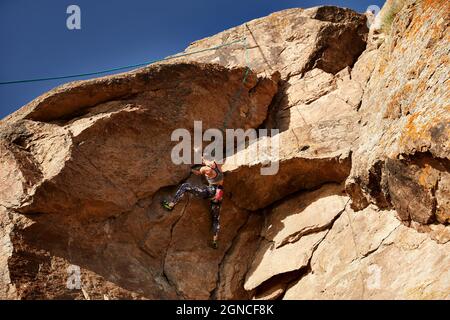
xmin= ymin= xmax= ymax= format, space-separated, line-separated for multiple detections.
xmin=172 ymin=183 xmax=221 ymax=236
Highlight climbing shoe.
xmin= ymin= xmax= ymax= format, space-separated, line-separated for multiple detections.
xmin=211 ymin=240 xmax=219 ymax=250
xmin=161 ymin=200 xmax=174 ymax=211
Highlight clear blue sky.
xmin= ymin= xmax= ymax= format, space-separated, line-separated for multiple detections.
xmin=0 ymin=0 xmax=385 ymax=119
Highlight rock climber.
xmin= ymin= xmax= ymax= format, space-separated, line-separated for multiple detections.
xmin=161 ymin=157 xmax=224 ymax=249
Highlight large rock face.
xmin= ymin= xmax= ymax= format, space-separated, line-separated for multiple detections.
xmin=0 ymin=63 xmax=277 ymax=299
xmin=345 ymin=0 xmax=450 ymax=225
xmin=1 ymin=1 xmax=449 ymax=299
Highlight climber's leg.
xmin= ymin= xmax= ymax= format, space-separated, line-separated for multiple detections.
xmin=173 ymin=183 xmax=214 ymax=203
xmin=210 ymin=200 xmax=221 ymax=249
xmin=162 ymin=183 xmax=213 ymax=211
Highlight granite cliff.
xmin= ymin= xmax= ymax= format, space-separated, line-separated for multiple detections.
xmin=1 ymin=0 xmax=448 ymax=299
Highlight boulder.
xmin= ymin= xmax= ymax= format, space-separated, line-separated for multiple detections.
xmin=244 ymin=184 xmax=349 ymax=291
xmin=284 ymin=206 xmax=450 ymax=299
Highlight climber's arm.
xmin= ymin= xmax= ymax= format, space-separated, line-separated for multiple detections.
xmin=191 ymin=166 xmax=212 ymax=179
xmin=203 ymin=157 xmax=223 ymax=172
xmin=191 ymin=165 xmax=208 ymax=176
xmin=202 ymin=157 xmax=215 ymax=167
xmin=199 ymin=166 xmax=210 ymax=176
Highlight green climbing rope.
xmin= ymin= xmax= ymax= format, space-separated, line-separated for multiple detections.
xmin=0 ymin=38 xmax=244 ymax=85
xmin=221 ymin=36 xmax=251 ymax=132
xmin=2 ymin=34 xmax=254 ymax=136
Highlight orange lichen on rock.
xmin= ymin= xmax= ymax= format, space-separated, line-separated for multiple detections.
xmin=383 ymin=83 xmax=416 ymax=119
xmin=423 ymin=0 xmax=450 ymax=10
xmin=417 ymin=164 xmax=435 ymax=189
